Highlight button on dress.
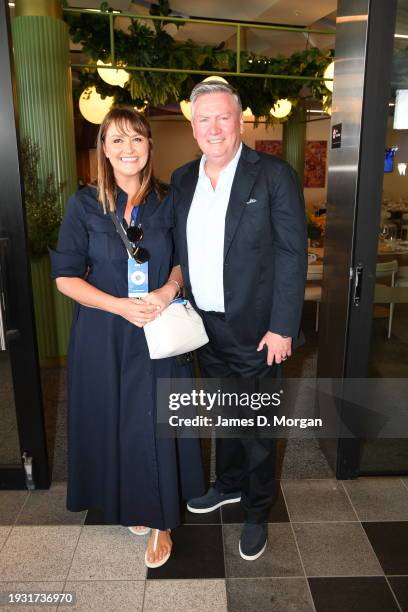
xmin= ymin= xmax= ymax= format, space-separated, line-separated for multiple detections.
xmin=50 ymin=185 xmax=205 ymax=528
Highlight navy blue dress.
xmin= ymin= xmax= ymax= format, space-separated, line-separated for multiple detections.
xmin=50 ymin=185 xmax=204 ymax=528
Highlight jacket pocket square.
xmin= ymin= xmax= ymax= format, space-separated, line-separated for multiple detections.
xmin=246 ymin=198 xmax=257 ymax=204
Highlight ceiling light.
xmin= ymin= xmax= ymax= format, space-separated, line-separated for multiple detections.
xmin=79 ymin=87 xmax=114 ymax=124
xmin=180 ymin=100 xmax=192 ymax=121
xmin=97 ymin=60 xmax=129 ymax=88
xmin=270 ymin=99 xmax=292 ymax=119
xmin=202 ymin=76 xmax=228 ymax=83
xmin=323 ymin=61 xmax=334 ymax=92
xmin=395 ymin=34 xmax=408 ymax=39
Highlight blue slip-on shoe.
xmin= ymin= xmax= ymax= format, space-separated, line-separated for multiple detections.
xmin=187 ymin=486 xmax=241 ymax=514
xmin=239 ymin=523 xmax=268 ymax=561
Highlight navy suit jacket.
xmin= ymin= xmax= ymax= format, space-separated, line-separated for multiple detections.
xmin=171 ymin=143 xmax=308 ymax=347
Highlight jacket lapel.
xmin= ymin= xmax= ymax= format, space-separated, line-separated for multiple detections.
xmin=176 ymin=160 xmax=200 ymax=285
xmin=223 ymin=145 xmax=261 ymax=261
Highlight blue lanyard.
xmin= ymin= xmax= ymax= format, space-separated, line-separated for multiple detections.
xmin=130 ymin=206 xmax=139 ymax=227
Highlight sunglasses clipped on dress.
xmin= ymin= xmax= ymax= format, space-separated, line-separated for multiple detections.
xmin=126 ymin=225 xmax=150 ymax=264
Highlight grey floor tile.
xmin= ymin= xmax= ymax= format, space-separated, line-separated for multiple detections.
xmin=0 ymin=526 xmax=11 ymax=551
xmin=62 ymin=580 xmax=145 ymax=611
xmin=16 ymin=483 xmax=86 ymax=526
xmin=343 ymin=477 xmax=408 ymax=521
xmin=67 ymin=526 xmax=147 ymax=581
xmin=281 ymin=479 xmax=356 ymax=522
xmin=143 ymin=579 xmax=228 ymax=612
xmin=402 ymin=477 xmax=408 ymax=492
xmin=0 ymin=526 xmax=81 ymax=582
xmin=223 ymin=524 xmax=303 ymax=578
xmin=0 ymin=491 xmax=29 ymax=525
xmin=226 ymin=577 xmax=314 ymax=612
xmin=293 ymin=522 xmax=383 ymax=577
xmin=281 ymin=438 xmax=334 ymax=479
xmin=0 ymin=581 xmax=63 ymax=612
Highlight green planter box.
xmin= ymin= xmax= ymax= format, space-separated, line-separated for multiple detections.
xmin=30 ymin=255 xmax=73 ymax=365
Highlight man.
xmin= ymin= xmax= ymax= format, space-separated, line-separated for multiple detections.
xmin=171 ymin=81 xmax=307 ymax=560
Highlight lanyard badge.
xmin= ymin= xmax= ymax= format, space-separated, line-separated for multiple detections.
xmin=128 ymin=259 xmax=149 ymax=298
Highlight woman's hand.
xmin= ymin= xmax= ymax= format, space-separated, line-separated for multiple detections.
xmin=116 ymin=298 xmax=160 ymax=327
xmin=143 ymin=283 xmax=177 ymax=312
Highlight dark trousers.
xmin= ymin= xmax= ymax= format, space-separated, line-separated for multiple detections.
xmin=198 ymin=311 xmax=281 ymax=524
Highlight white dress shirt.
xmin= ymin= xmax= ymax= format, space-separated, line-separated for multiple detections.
xmin=187 ymin=143 xmax=242 ymax=312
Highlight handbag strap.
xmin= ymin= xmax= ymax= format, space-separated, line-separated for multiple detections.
xmin=109 ymin=212 xmax=134 ymax=258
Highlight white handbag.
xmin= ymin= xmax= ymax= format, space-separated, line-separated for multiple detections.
xmin=143 ymin=299 xmax=209 ymax=359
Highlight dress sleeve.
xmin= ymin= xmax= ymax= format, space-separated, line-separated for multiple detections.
xmin=49 ymin=194 xmax=89 ymax=278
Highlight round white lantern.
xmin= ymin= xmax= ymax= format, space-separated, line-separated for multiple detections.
xmin=97 ymin=60 xmax=130 ymax=88
xmin=79 ymin=87 xmax=114 ymax=124
xmin=270 ymin=99 xmax=292 ymax=119
xmin=323 ymin=61 xmax=334 ymax=92
xmin=202 ymin=75 xmax=228 ymax=83
xmin=180 ymin=100 xmax=192 ymax=121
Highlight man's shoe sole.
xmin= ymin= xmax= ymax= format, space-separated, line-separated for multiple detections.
xmin=239 ymin=539 xmax=267 ymax=561
xmin=186 ymin=495 xmax=241 ymax=514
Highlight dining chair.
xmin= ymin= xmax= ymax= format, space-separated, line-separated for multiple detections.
xmin=375 ymin=260 xmax=398 ymax=339
xmin=305 ymin=264 xmax=323 ymax=332
xmin=396 ymin=265 xmax=408 ymax=287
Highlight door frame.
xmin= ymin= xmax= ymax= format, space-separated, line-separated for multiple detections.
xmin=0 ymin=0 xmax=50 ymax=489
xmin=316 ymin=0 xmax=398 ymax=479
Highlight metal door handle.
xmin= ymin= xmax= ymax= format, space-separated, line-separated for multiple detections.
xmin=0 ymin=288 xmax=6 ymax=350
xmin=353 ymin=264 xmax=364 ymax=307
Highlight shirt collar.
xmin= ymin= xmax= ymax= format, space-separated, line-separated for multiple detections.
xmin=199 ymin=142 xmax=243 ymax=180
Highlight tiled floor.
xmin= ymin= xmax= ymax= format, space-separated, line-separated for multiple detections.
xmin=1 ymin=477 xmax=408 ymax=611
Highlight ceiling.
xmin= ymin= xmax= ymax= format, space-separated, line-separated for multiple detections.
xmin=66 ymin=0 xmax=337 ymax=55
xmin=67 ymin=0 xmax=337 ymax=26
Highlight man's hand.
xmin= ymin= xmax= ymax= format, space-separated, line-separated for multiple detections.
xmin=257 ymin=331 xmax=292 ymax=366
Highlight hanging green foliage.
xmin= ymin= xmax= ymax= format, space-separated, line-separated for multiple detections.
xmin=65 ymin=1 xmax=334 ymax=121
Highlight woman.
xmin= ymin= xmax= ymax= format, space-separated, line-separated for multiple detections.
xmin=51 ymin=107 xmax=204 ymax=568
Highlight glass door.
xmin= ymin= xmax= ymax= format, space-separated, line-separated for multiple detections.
xmin=0 ymin=1 xmax=49 ymax=489
xmin=359 ymin=0 xmax=408 ymax=473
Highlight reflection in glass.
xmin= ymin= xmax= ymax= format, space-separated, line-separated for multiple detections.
xmin=360 ymin=0 xmax=408 ymax=472
xmin=0 ymin=352 xmax=21 ymax=464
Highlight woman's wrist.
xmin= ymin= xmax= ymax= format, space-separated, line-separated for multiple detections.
xmin=166 ymin=279 xmax=181 ymax=299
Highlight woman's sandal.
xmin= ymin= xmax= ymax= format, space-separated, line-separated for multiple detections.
xmin=128 ymin=526 xmax=151 ymax=536
xmin=144 ymin=529 xmax=172 ymax=569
